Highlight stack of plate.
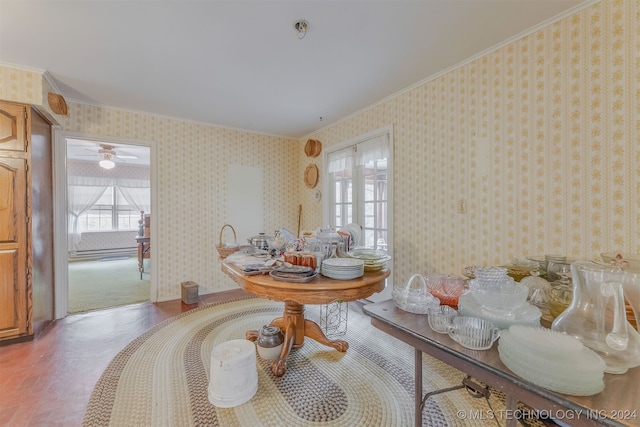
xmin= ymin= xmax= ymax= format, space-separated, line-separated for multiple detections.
xmin=343 ymin=248 xmax=391 ymax=272
xmin=321 ymin=258 xmax=365 ymax=280
xmin=498 ymin=325 xmax=605 ymax=396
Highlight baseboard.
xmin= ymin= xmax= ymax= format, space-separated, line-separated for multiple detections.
xmin=69 ymin=247 xmax=137 ymax=261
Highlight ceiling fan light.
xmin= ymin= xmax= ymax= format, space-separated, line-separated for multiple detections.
xmin=99 ymin=159 xmax=115 ymax=169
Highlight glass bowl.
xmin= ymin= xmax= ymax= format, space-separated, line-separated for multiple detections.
xmin=448 ymin=316 xmax=500 ymax=350
xmin=426 ymin=275 xmax=467 ymax=308
xmin=474 ymin=267 xmax=509 ymax=283
xmin=427 ymin=305 xmax=458 ymax=333
xmin=469 ymin=280 xmax=529 ymax=312
xmin=548 ymin=285 xmax=573 ymax=320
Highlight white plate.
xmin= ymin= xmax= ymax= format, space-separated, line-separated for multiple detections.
xmin=321 ymin=268 xmax=364 ymax=280
xmin=322 ymin=258 xmax=365 ymax=268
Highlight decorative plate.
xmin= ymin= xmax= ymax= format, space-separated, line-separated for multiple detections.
xmin=304 ymin=164 xmax=319 ymax=188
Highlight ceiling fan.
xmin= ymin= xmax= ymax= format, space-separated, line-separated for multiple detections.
xmin=78 ymin=144 xmax=138 ymax=169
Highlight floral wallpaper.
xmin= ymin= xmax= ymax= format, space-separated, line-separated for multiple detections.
xmin=2 ymin=0 xmax=638 ymax=301
xmin=57 ymin=105 xmax=300 ymax=300
xmin=303 ymin=0 xmax=640 ymax=284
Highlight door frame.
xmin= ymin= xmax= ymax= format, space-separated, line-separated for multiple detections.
xmin=52 ymin=130 xmax=158 ymax=319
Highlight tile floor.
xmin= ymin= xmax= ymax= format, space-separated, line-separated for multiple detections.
xmin=0 ymin=289 xmax=247 ymax=427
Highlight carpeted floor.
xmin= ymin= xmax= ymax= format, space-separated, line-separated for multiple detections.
xmin=68 ymin=257 xmax=150 ymax=313
xmin=83 ymin=296 xmax=513 ymax=427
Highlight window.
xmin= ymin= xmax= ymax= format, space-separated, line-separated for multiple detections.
xmin=76 ymin=185 xmax=144 ymax=232
xmin=327 ymin=129 xmax=392 ymax=251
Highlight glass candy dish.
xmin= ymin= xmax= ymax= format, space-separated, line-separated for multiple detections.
xmin=426 ymin=274 xmax=467 ymax=308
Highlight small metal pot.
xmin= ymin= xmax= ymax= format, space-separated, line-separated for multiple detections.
xmin=247 ymin=233 xmax=272 ymax=250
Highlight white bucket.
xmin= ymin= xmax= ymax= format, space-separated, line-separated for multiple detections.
xmin=208 ymin=339 xmax=258 ymax=408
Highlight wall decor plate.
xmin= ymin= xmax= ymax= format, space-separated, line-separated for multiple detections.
xmin=304 ymin=139 xmax=322 ymax=157
xmin=304 ymin=163 xmax=319 ymax=188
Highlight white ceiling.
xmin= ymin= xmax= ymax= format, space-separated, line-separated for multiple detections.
xmin=1 ymin=0 xmax=588 ymax=139
xmin=66 ymin=138 xmax=151 ymax=166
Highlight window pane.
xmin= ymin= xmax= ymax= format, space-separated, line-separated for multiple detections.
xmin=335 ymin=182 xmax=341 ymax=203
xmin=117 ymin=209 xmax=137 ymax=230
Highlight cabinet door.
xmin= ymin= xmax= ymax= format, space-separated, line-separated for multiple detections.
xmin=0 ymin=157 xmax=28 ymax=339
xmin=0 ymin=104 xmax=27 ymax=153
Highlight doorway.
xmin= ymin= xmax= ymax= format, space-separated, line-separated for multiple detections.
xmin=53 ymin=132 xmax=157 ymax=317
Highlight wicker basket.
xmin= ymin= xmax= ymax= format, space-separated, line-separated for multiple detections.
xmin=216 ymin=224 xmax=240 ymax=259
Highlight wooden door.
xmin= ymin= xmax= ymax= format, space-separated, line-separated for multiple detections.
xmin=0 ymin=157 xmax=28 ymax=339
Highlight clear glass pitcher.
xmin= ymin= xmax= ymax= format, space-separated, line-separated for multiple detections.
xmin=551 ymin=261 xmax=640 ymax=374
xmin=621 ymin=269 xmax=640 ymax=332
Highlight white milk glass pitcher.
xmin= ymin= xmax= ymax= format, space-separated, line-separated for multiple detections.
xmin=551 ymin=261 xmax=640 ymax=374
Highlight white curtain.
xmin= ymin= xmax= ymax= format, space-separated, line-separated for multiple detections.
xmin=118 ymin=186 xmax=150 ymax=214
xmin=67 ymin=172 xmax=150 ymax=249
xmin=327 ymin=133 xmax=389 ymax=173
xmin=327 ymin=146 xmax=354 ymax=173
xmin=355 ymin=133 xmax=390 ymax=166
xmin=68 ymin=184 xmax=108 ymax=250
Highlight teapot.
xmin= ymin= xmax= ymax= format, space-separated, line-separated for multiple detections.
xmin=551 ymin=261 xmax=640 ymax=374
xmin=247 ymin=232 xmax=272 ymax=250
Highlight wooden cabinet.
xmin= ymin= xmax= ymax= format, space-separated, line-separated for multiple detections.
xmin=0 ymin=101 xmax=54 ymax=344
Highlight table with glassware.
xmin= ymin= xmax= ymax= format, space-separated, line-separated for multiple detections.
xmin=221 ymin=256 xmax=390 ymax=377
xmin=364 ymin=299 xmax=639 ymax=427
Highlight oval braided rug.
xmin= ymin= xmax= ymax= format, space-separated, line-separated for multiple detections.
xmin=83 ymin=297 xmax=510 ymax=427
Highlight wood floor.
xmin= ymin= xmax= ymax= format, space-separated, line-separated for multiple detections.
xmin=0 ymin=288 xmax=247 ymax=427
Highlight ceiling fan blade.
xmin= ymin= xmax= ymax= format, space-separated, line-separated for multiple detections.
xmin=116 ymin=154 xmax=138 ymax=159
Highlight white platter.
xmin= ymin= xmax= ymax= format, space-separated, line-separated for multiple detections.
xmin=457 ymin=293 xmax=541 ymax=329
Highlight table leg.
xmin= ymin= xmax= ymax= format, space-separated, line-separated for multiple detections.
xmin=415 ymin=348 xmax=422 ymax=427
xmin=304 ymin=319 xmax=348 ymax=351
xmin=505 ymin=394 xmax=518 ymax=427
xmin=137 ymin=242 xmax=144 ymax=279
xmin=246 ymin=301 xmax=350 ymax=377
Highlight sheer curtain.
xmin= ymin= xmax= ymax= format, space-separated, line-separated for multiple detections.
xmin=67 ymin=173 xmax=150 ymax=249
xmin=326 ymin=131 xmax=391 ymax=247
xmin=117 ymin=177 xmax=151 ymax=214
xmin=68 ymin=183 xmax=108 ymax=249
xmin=118 ymin=187 xmax=150 ymax=214
xmin=327 ymin=146 xmax=354 ymax=173
xmin=327 ymin=133 xmax=389 ymax=172
xmin=355 ymin=133 xmax=390 ymax=166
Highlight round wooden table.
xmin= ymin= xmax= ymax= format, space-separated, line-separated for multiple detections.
xmin=222 ymin=260 xmax=390 ymax=376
